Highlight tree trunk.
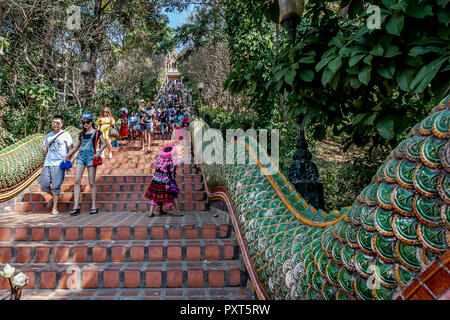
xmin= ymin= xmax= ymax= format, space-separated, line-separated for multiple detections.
xmin=83 ymin=0 xmax=105 ymax=111
xmin=0 ymin=1 xmax=4 ymax=29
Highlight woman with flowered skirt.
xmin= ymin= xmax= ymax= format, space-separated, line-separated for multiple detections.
xmin=144 ymin=144 xmax=182 ymax=216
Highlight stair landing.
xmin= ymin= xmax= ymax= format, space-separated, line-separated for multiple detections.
xmin=0 ymin=130 xmax=254 ymax=300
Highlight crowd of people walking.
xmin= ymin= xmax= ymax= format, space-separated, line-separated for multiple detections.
xmin=40 ymin=80 xmax=190 ymax=217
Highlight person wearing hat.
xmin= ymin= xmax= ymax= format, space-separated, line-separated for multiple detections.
xmin=40 ymin=115 xmax=74 ymax=215
xmin=144 ymin=144 xmax=183 ymax=217
xmin=64 ymin=113 xmax=107 ymax=216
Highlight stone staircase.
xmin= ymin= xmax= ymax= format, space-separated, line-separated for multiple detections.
xmin=0 ymin=129 xmax=254 ymax=300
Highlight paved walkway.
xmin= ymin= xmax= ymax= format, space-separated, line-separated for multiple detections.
xmin=0 ymin=130 xmax=255 ymax=300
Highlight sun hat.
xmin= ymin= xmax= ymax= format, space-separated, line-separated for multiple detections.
xmin=159 ymin=144 xmax=176 ymax=158
xmin=81 ymin=113 xmax=93 ymax=120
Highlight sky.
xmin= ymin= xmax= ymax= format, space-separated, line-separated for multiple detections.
xmin=165 ymin=5 xmax=194 ymax=29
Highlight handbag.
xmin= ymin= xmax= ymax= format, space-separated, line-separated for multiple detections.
xmin=168 ymin=179 xmax=180 ymax=194
xmin=108 ymin=124 xmax=119 ymax=138
xmin=93 ymin=130 xmax=103 ymax=167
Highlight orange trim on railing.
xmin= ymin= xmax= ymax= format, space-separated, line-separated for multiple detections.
xmin=195 ymin=120 xmax=345 ymax=227
xmin=235 ymin=140 xmax=346 ymax=228
xmin=0 ymin=136 xmax=43 ymax=158
xmin=0 ymin=167 xmax=43 ymax=201
xmin=197 ymin=165 xmax=270 ymax=300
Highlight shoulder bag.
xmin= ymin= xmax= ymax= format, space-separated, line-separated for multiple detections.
xmin=93 ymin=130 xmax=103 ymax=167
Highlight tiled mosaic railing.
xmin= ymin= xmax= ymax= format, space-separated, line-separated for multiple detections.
xmin=189 ymin=95 xmax=449 ymax=300
xmin=0 ymin=127 xmax=79 ymax=200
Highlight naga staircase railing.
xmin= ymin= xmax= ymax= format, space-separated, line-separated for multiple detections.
xmin=0 ymin=127 xmax=79 ymax=202
xmin=188 ymin=95 xmax=449 ymax=300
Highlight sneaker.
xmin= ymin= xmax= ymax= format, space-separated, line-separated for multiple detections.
xmin=108 ymin=153 xmax=112 ymax=159
xmin=51 ymin=210 xmax=60 ymax=215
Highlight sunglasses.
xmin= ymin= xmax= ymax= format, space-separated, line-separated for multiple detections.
xmin=82 ymin=120 xmax=92 ymax=124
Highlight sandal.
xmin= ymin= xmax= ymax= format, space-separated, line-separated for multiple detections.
xmin=69 ymin=208 xmax=81 ymax=216
xmin=89 ymin=208 xmax=99 ymax=215
xmin=172 ymin=212 xmax=184 ymax=217
xmin=160 ymin=209 xmax=170 ymax=215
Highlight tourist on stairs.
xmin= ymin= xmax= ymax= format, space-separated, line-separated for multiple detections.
xmin=159 ymin=106 xmax=169 ymax=138
xmin=96 ymin=107 xmax=115 ymax=159
xmin=128 ymin=111 xmax=139 ymax=140
xmin=119 ymin=108 xmax=128 ymax=140
xmin=145 ymin=144 xmax=183 ymax=217
xmin=65 ymin=114 xmax=107 ymax=216
xmin=142 ymin=101 xmax=156 ymax=153
xmin=40 ymin=115 xmax=74 ymax=215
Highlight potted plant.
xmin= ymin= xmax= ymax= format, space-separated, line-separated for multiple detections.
xmin=1 ymin=264 xmax=28 ymax=300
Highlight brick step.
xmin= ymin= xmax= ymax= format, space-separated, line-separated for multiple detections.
xmin=29 ymin=182 xmax=204 ymax=193
xmin=12 ymin=287 xmax=253 ymax=300
xmin=0 ymin=261 xmax=246 ymax=289
xmin=0 ymin=239 xmax=239 ymax=264
xmin=93 ymin=168 xmax=198 ymax=175
xmin=90 ymin=163 xmax=199 ymax=173
xmin=58 ymin=175 xmax=202 ymax=185
xmin=0 ymin=220 xmax=231 ymax=241
xmin=14 ymin=200 xmax=208 ymax=213
xmin=21 ymin=191 xmax=206 ymax=203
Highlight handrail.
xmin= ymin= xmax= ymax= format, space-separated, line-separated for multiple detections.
xmin=0 ymin=127 xmax=79 ymax=202
xmin=188 ymin=95 xmax=450 ymax=300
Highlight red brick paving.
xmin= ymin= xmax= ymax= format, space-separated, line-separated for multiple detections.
xmin=0 ymin=138 xmax=254 ymax=300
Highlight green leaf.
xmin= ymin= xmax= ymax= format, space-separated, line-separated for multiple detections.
xmin=377 ymin=61 xmax=395 ymax=79
xmin=249 ymin=81 xmax=257 ymax=94
xmin=299 ymin=69 xmax=314 ymax=82
xmin=275 ymin=67 xmax=288 ymax=81
xmin=370 ymin=44 xmax=384 ymax=56
xmin=339 ymin=47 xmax=353 ymax=58
xmin=358 ymin=65 xmax=372 ymax=85
xmin=330 ymin=33 xmax=346 ymax=49
xmin=396 ymin=68 xmax=415 ymax=91
xmin=437 ymin=0 xmax=449 ymax=7
xmin=352 ymin=113 xmax=367 ymax=125
xmin=437 ymin=10 xmax=449 ymax=26
xmin=410 ymin=56 xmax=447 ymax=92
xmin=386 ymin=14 xmax=404 ymax=36
xmin=382 ymin=0 xmax=396 ymax=8
xmin=316 ymin=52 xmax=337 ymax=71
xmin=349 ymin=54 xmax=366 ymax=67
xmin=365 ymin=113 xmax=377 ymax=125
xmin=346 ymin=65 xmax=360 ymax=75
xmin=350 ymin=77 xmax=361 ymax=88
xmin=363 ymin=55 xmax=373 ymax=65
xmin=391 ymin=1 xmax=408 ymax=12
xmin=328 ymin=57 xmax=342 ymax=72
xmin=376 ymin=116 xmax=395 ymax=140
xmin=409 ymin=46 xmax=443 ymax=57
xmin=349 ymin=46 xmax=368 ymax=57
xmin=405 ymin=56 xmax=423 ymax=66
xmin=384 ymin=45 xmax=401 ymax=57
xmin=321 ymin=68 xmax=334 ymax=86
xmin=406 ymin=6 xmax=433 ymax=19
xmin=299 ymin=56 xmax=315 ymax=64
xmin=285 ymin=68 xmax=297 ymax=87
